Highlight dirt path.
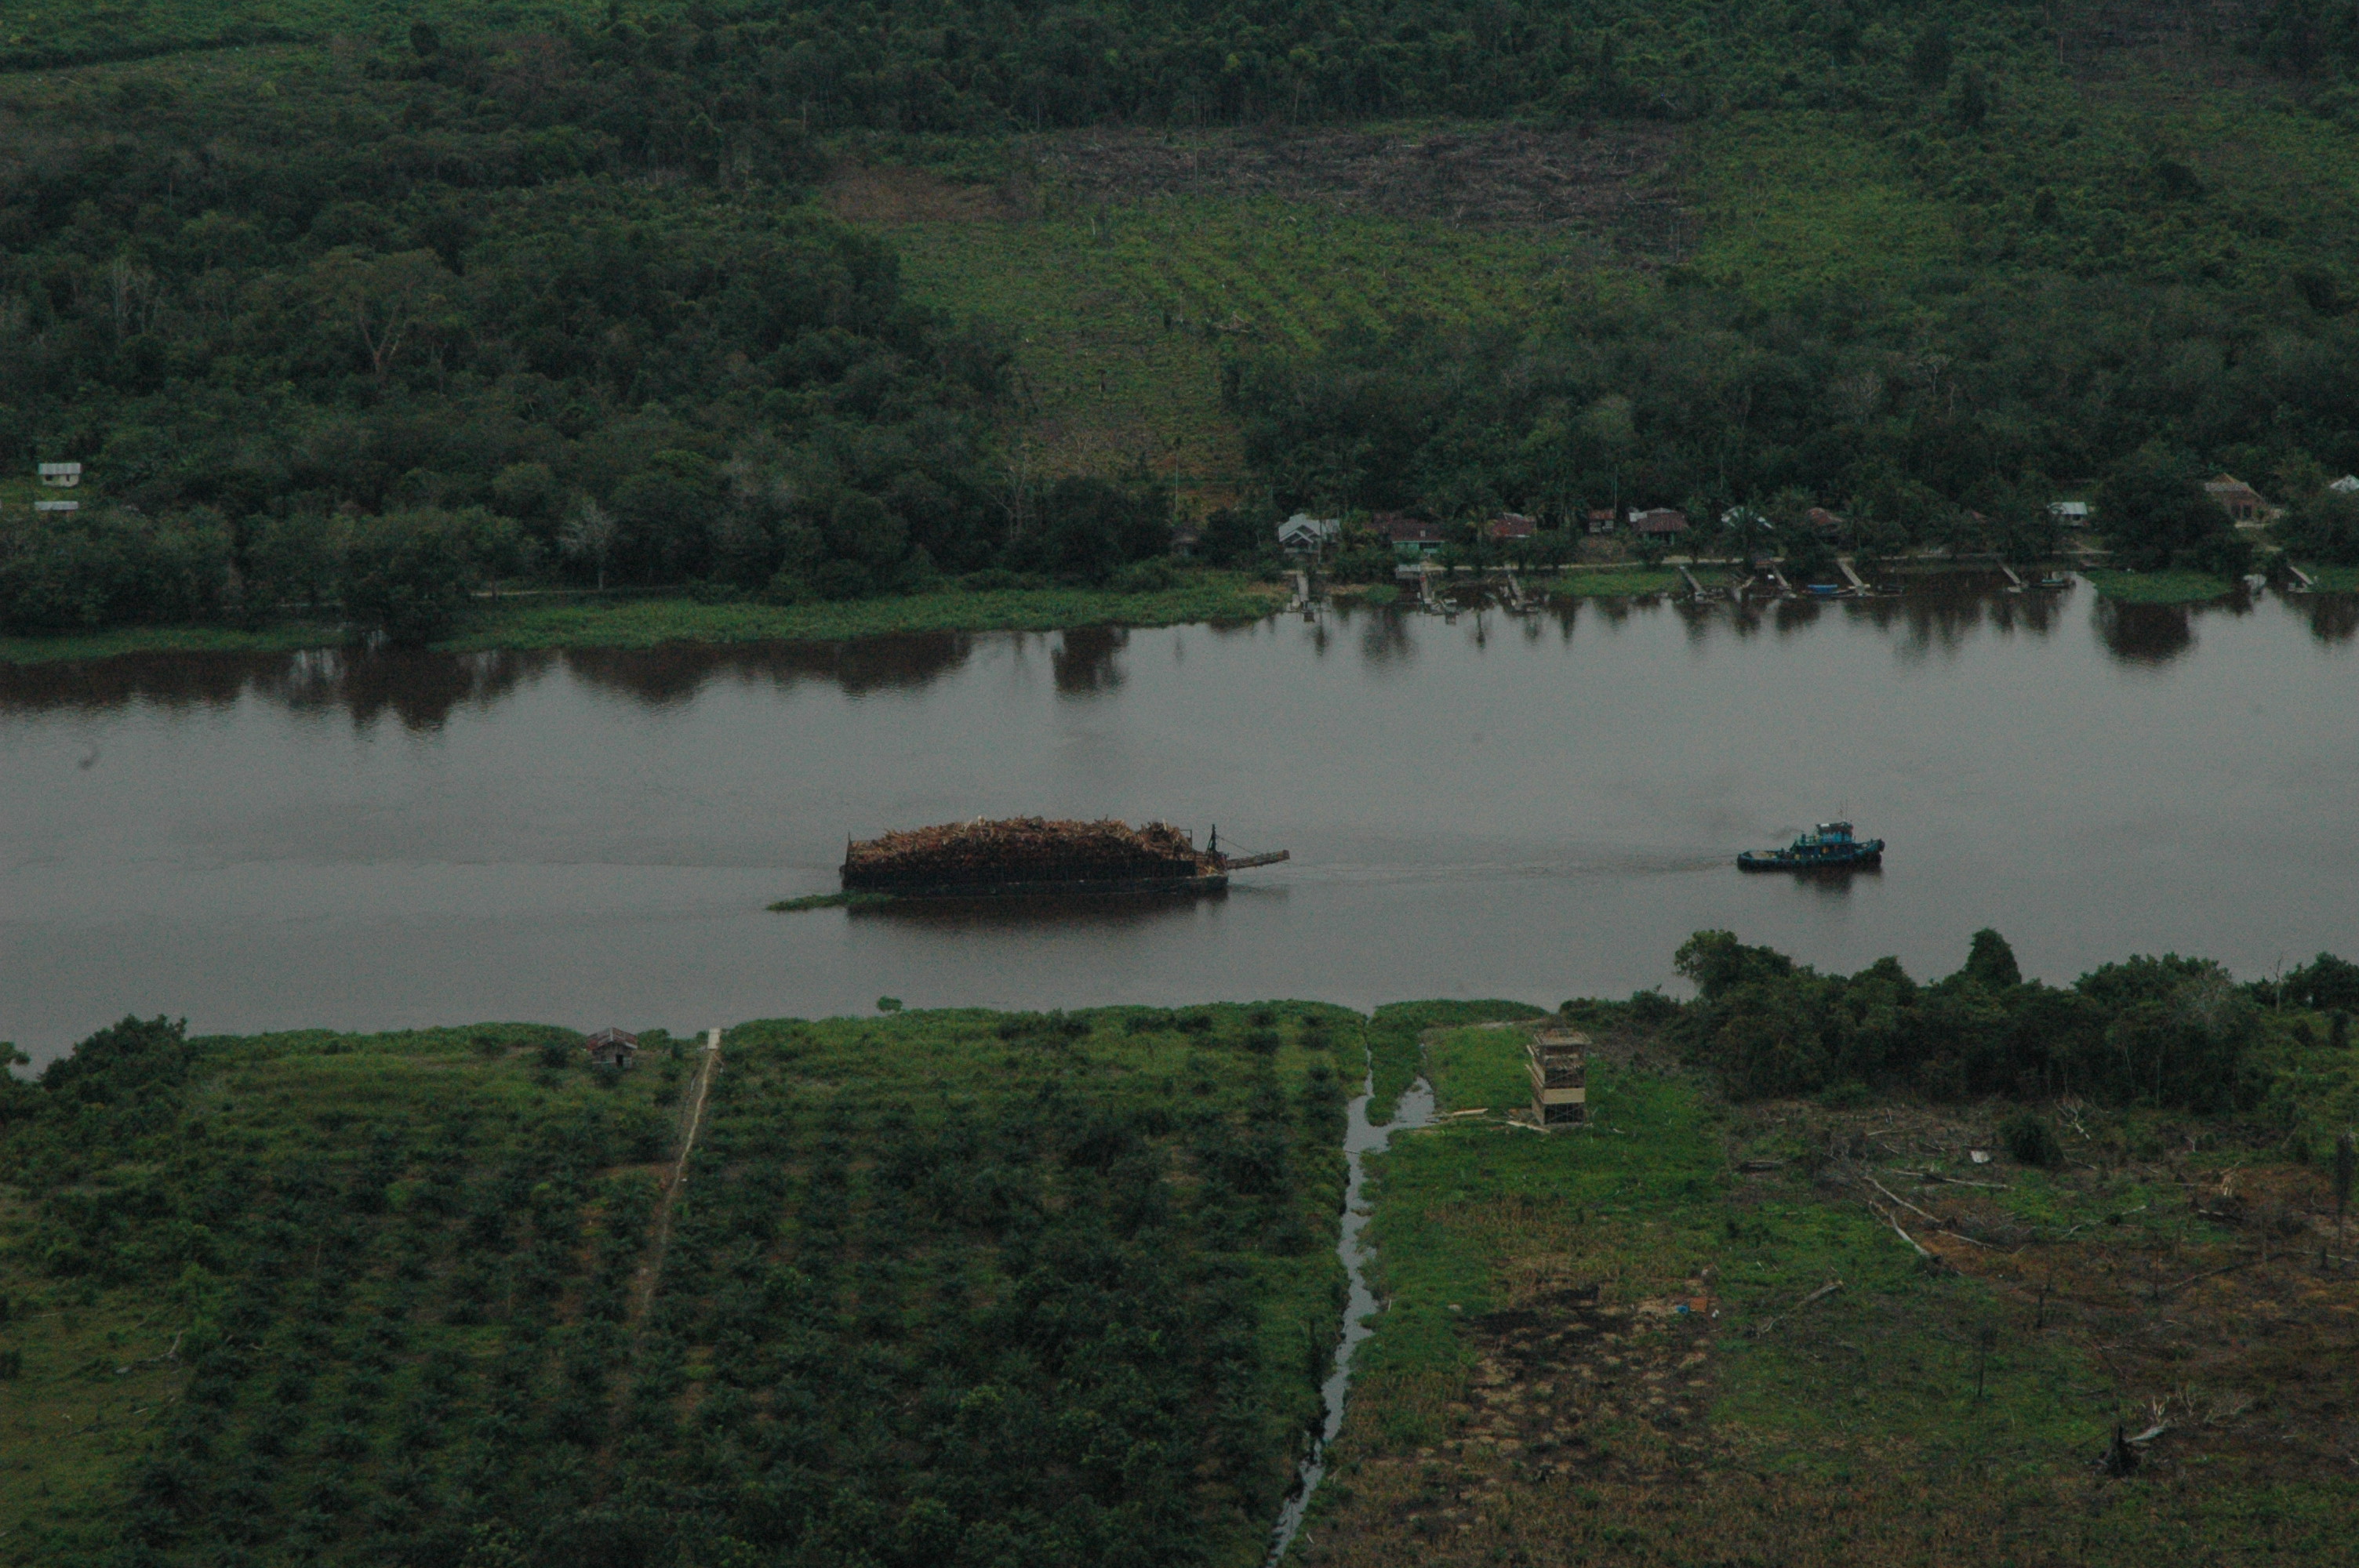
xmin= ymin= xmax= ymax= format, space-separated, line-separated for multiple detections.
xmin=628 ymin=1027 xmax=721 ymax=1326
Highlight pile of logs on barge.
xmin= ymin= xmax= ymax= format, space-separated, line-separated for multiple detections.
xmin=841 ymin=817 xmax=1287 ymax=898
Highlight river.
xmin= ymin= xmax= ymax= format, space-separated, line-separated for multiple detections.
xmin=5 ymin=581 xmax=2356 ymax=1066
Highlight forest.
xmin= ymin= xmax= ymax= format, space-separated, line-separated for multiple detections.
xmin=5 ymin=0 xmax=2359 ymax=644
xmin=1670 ymin=927 xmax=2357 ymax=1112
xmin=0 ymin=17 xmax=1180 ymax=641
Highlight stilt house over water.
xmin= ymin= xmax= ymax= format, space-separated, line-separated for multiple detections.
xmin=1528 ymin=1025 xmax=1588 ymax=1127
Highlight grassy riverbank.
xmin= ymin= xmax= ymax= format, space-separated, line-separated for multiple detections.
xmin=0 ymin=575 xmax=1285 ymax=666
xmin=2081 ymin=568 xmax=2237 ymax=604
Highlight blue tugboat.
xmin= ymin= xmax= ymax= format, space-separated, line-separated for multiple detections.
xmin=1738 ymin=821 xmax=1885 ymax=871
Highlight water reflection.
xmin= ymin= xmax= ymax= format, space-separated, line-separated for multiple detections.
xmin=2294 ymin=592 xmax=2359 ymax=645
xmin=2096 ymin=600 xmax=2196 ymax=666
xmin=849 ymin=886 xmax=1252 ymax=929
xmin=1050 ymin=627 xmax=1126 ymax=695
xmin=2 ymin=583 xmax=2345 ymax=721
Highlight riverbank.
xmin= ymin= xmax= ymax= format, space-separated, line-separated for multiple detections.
xmin=2080 ymin=568 xmax=2238 ymax=604
xmin=0 ymin=574 xmax=1287 ymax=665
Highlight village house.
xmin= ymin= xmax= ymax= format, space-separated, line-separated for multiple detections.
xmin=1488 ymin=512 xmax=1538 ymax=543
xmin=2205 ymin=474 xmax=2268 ymax=524
xmin=1585 ymin=507 xmax=1618 ymax=535
xmin=583 ymin=1027 xmax=639 ymax=1068
xmin=1629 ymin=506 xmax=1689 ymax=538
xmin=2048 ymin=500 xmax=2091 ymax=527
xmin=1275 ymin=512 xmax=1340 ymax=553
xmin=1373 ymin=511 xmax=1447 ymax=557
xmin=37 ymin=462 xmax=82 ymax=488
xmin=1806 ymin=506 xmax=1846 ymax=533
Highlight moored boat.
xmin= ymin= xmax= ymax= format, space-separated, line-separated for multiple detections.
xmin=1737 ymin=821 xmax=1885 ymax=871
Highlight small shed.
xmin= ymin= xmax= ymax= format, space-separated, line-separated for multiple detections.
xmin=37 ymin=462 xmax=82 ymax=488
xmin=1528 ymin=1025 xmax=1588 ymax=1127
xmin=1586 ymin=507 xmax=1618 ymax=535
xmin=2048 ymin=500 xmax=2090 ymax=526
xmin=1276 ymin=512 xmax=1341 ymax=553
xmin=1629 ymin=507 xmax=1688 ymax=537
xmin=583 ymin=1026 xmax=639 ymax=1068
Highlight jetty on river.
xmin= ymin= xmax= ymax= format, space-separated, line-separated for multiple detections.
xmin=841 ymin=816 xmax=1287 ymax=898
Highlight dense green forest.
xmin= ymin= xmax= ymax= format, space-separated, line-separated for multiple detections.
xmin=5 ymin=2 xmax=2359 ymax=645
xmin=1670 ymin=927 xmax=2359 ymax=1112
xmin=0 ymin=1004 xmax=1356 ymax=1566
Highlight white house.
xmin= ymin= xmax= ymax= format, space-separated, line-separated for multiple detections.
xmin=1276 ymin=512 xmax=1341 ymax=553
xmin=2329 ymin=475 xmax=2359 ymax=495
xmin=2048 ymin=500 xmax=2090 ymax=526
xmin=37 ymin=462 xmax=82 ymax=488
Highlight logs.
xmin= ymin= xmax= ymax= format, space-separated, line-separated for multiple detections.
xmin=841 ymin=818 xmax=1216 ymax=890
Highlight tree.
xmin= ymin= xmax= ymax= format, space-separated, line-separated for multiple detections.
xmin=310 ymin=251 xmax=458 ymax=383
xmin=2277 ymin=490 xmax=2359 ymax=567
xmin=559 ymin=499 xmax=620 ymax=591
xmin=1909 ymin=22 xmax=1954 ymax=87
xmin=341 ymin=511 xmax=475 ymax=646
xmin=1960 ymin=929 xmax=2023 ymax=990
xmin=2092 ymin=446 xmax=2242 ymax=572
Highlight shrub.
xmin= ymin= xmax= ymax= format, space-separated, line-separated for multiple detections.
xmin=2000 ymin=1111 xmax=2063 ymax=1169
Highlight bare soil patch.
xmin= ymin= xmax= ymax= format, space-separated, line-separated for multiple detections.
xmin=1738 ymin=1097 xmax=2359 ymax=1482
xmin=1028 ymin=122 xmax=1692 ymax=256
xmin=824 ymin=162 xmax=1033 ymax=225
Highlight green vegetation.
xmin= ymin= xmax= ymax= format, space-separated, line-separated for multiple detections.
xmin=1292 ymin=942 xmax=2359 ymax=1566
xmin=1364 ymin=1002 xmax=1545 ymax=1124
xmin=1674 ymin=927 xmax=2263 ymax=1109
xmin=13 ymin=6 xmax=2358 ymax=644
xmin=0 ymin=572 xmax=1281 ymax=664
xmin=6 ymin=935 xmax=2357 ymax=1563
xmin=0 ymin=1003 xmax=1360 ymax=1567
xmin=2082 ymin=568 xmax=2238 ymax=604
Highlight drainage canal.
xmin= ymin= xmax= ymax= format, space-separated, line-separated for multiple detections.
xmin=1263 ymin=1070 xmax=1437 ymax=1565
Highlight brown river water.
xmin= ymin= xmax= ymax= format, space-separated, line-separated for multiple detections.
xmin=6 ymin=581 xmax=2357 ymax=1068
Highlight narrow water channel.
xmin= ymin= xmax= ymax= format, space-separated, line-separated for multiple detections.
xmin=1265 ymin=1069 xmax=1438 ymax=1564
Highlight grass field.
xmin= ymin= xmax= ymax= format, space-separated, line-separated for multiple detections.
xmin=1285 ymin=1017 xmax=2359 ymax=1566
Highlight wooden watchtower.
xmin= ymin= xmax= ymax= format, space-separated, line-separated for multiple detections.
xmin=1528 ymin=1025 xmax=1588 ymax=1127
